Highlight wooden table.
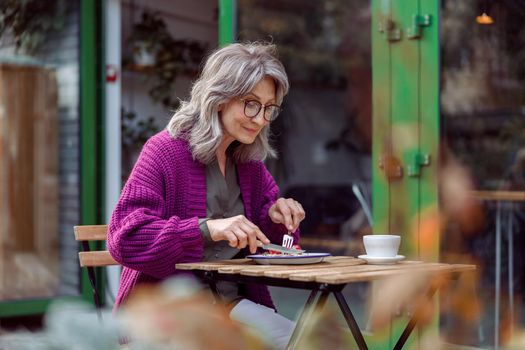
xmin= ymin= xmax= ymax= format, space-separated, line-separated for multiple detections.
xmin=177 ymin=256 xmax=475 ymax=350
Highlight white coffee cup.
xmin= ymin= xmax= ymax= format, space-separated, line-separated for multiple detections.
xmin=363 ymin=235 xmax=401 ymax=258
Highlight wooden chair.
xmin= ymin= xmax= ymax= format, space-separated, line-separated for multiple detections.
xmin=74 ymin=225 xmax=118 ymax=316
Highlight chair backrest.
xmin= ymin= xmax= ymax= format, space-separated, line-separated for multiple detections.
xmin=74 ymin=225 xmax=118 ymax=267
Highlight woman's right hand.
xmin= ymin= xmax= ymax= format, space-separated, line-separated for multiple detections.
xmin=206 ymin=215 xmax=270 ymax=254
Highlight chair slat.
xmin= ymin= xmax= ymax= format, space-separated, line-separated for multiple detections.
xmin=79 ymin=251 xmax=118 ymax=267
xmin=74 ymin=225 xmax=108 ymax=241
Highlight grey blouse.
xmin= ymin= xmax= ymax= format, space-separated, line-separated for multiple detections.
xmin=199 ymin=157 xmax=245 ymax=306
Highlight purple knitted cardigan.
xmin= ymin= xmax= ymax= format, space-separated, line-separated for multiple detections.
xmin=108 ymin=130 xmax=299 ymax=309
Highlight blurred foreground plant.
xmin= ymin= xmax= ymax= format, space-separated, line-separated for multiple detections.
xmin=0 ymin=301 xmax=121 ymax=350
xmin=295 ymin=304 xmax=349 ymax=350
xmin=120 ymin=278 xmax=269 ymax=350
xmin=0 ymin=277 xmax=269 ymax=350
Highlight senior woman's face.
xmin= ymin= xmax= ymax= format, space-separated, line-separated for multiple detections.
xmin=219 ymin=76 xmax=276 ymax=145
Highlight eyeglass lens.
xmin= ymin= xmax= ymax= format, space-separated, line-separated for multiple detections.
xmin=244 ymin=100 xmax=280 ymax=121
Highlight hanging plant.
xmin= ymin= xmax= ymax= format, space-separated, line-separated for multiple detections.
xmin=125 ymin=10 xmax=167 ymax=67
xmin=124 ymin=10 xmax=208 ymax=110
xmin=0 ymin=0 xmax=66 ymax=54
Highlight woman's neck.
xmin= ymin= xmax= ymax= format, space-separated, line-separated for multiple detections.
xmin=216 ymin=138 xmax=233 ymax=176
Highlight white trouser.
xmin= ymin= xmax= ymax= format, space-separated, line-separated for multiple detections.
xmin=230 ymin=299 xmax=295 ymax=350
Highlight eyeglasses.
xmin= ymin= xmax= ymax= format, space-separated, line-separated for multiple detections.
xmin=239 ymin=98 xmax=282 ymax=122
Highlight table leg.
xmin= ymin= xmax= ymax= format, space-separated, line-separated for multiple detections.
xmin=393 ymin=280 xmax=440 ymax=350
xmin=286 ymin=289 xmax=319 ymax=350
xmin=204 ymin=271 xmax=222 ymax=304
xmin=333 ymin=291 xmax=368 ymax=350
xmin=508 ymin=203 xmax=514 ymax=337
xmin=495 ymin=201 xmax=501 ymax=349
xmin=82 ymin=241 xmax=102 ymax=322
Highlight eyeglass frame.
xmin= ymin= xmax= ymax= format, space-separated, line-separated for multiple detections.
xmin=238 ymin=98 xmax=283 ymax=122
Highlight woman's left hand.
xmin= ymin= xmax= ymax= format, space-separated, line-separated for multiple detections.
xmin=268 ymin=197 xmax=306 ymax=233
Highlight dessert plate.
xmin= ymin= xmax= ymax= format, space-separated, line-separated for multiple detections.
xmin=247 ymin=252 xmax=331 ymax=265
xmin=357 ymin=254 xmax=405 ymax=265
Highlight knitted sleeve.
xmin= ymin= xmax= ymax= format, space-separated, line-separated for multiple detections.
xmin=257 ymin=164 xmax=301 ymax=245
xmin=107 ymin=139 xmax=203 ymax=279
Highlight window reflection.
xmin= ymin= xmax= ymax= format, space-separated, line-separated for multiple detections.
xmin=238 ymin=0 xmax=372 ymax=255
xmin=442 ymin=0 xmax=525 ymax=189
xmin=442 ymin=0 xmax=525 ymax=346
xmin=0 ymin=0 xmax=80 ymax=301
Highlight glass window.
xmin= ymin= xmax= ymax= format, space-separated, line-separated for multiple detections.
xmin=442 ymin=1 xmax=525 ymax=189
xmin=0 ymin=0 xmax=81 ymax=301
xmin=441 ymin=0 xmax=525 ymax=345
xmin=238 ymin=0 xmax=372 ymax=254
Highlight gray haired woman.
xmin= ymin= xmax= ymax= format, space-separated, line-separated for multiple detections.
xmin=108 ymin=42 xmax=305 ymax=349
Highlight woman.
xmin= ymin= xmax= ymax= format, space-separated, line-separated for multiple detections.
xmin=108 ymin=42 xmax=305 ymax=349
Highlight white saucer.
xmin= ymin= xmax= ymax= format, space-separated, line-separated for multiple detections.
xmin=358 ymin=254 xmax=405 ymax=265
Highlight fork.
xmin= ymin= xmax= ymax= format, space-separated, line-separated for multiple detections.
xmin=282 ymin=234 xmax=294 ymax=249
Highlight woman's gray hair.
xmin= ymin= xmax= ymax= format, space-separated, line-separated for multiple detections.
xmin=166 ymin=42 xmax=289 ymax=164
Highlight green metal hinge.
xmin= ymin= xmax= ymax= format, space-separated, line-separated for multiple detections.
xmin=407 ymin=153 xmax=431 ymax=177
xmin=378 ymin=19 xmax=401 ymax=42
xmin=406 ymin=14 xmax=431 ymax=40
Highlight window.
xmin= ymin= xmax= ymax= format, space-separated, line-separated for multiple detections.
xmin=0 ymin=0 xmax=81 ymax=301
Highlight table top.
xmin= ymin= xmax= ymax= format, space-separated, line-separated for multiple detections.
xmin=470 ymin=190 xmax=525 ymax=202
xmin=176 ymin=256 xmax=476 ymax=285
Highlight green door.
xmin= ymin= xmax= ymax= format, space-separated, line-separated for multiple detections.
xmin=372 ymin=0 xmax=440 ymax=347
xmin=372 ymin=0 xmax=439 ymax=265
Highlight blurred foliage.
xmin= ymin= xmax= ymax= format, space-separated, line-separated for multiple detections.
xmin=0 ymin=278 xmax=271 ymax=350
xmin=0 ymin=0 xmax=66 ymax=54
